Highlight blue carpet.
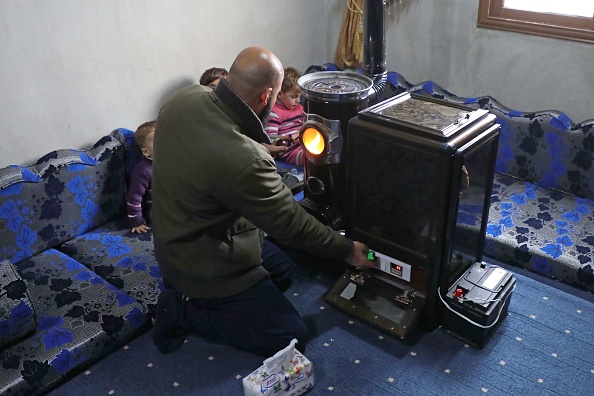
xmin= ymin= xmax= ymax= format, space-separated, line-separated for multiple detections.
xmin=48 ymin=258 xmax=594 ymax=396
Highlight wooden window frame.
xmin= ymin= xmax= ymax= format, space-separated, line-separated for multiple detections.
xmin=478 ymin=0 xmax=594 ymax=44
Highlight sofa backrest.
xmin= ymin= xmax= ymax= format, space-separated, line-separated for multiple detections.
xmin=0 ymin=130 xmax=128 ymax=264
xmin=401 ymin=77 xmax=594 ymax=201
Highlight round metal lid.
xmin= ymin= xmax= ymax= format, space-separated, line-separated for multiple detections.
xmin=298 ymin=71 xmax=373 ymax=103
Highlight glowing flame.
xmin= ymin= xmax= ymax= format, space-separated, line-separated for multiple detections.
xmin=302 ymin=127 xmax=325 ymax=155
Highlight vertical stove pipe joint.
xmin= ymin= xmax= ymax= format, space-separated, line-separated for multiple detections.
xmin=363 ymin=0 xmax=387 ymax=105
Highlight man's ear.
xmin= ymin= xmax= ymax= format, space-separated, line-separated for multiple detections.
xmin=260 ymin=87 xmax=273 ymax=105
xmin=141 ymin=147 xmax=150 ymax=157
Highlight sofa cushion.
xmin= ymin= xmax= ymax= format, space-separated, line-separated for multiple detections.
xmin=0 ymin=249 xmax=148 ymax=396
xmin=485 ymin=173 xmax=594 ymax=292
xmin=0 ymin=260 xmax=36 ymax=349
xmin=0 ymin=130 xmax=127 ymax=265
xmin=58 ymin=218 xmax=163 ymax=315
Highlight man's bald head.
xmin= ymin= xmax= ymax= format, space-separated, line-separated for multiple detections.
xmin=227 ymin=47 xmax=284 ymax=93
xmin=225 ymin=47 xmax=284 ymax=116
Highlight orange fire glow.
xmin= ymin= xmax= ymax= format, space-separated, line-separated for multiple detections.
xmin=302 ymin=128 xmax=325 ymax=155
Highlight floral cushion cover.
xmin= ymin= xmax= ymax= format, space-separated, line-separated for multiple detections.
xmin=0 ymin=260 xmax=36 ymax=349
xmin=486 ymin=173 xmax=594 ymax=290
xmin=0 ymin=249 xmax=148 ymax=396
xmin=59 ymin=218 xmax=164 ymax=315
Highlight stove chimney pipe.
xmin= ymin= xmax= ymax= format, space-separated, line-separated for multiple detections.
xmin=363 ymin=0 xmax=387 ymax=105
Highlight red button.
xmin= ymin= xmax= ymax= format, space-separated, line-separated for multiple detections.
xmin=453 ymin=288 xmax=464 ymax=298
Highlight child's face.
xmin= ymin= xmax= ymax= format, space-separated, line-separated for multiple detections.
xmin=277 ymin=88 xmax=301 ymax=110
xmin=141 ymin=131 xmax=155 ymax=160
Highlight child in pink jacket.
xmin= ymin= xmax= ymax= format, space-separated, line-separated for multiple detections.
xmin=264 ymin=67 xmax=305 ymax=166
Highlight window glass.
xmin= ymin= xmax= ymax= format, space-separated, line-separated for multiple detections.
xmin=478 ymin=0 xmax=594 ymax=44
xmin=503 ymin=0 xmax=594 ymax=18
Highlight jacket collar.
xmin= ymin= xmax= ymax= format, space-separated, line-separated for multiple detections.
xmin=213 ymin=78 xmax=272 ymax=144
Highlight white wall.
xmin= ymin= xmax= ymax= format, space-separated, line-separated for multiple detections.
xmin=331 ymin=0 xmax=594 ymax=123
xmin=0 ymin=0 xmax=333 ymax=167
xmin=3 ymin=0 xmax=593 ymax=168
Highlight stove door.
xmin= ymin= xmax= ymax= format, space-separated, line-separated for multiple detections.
xmin=324 ymin=268 xmax=425 ymax=339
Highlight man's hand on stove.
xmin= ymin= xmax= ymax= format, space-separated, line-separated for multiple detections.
xmin=345 ymin=241 xmax=377 ymax=269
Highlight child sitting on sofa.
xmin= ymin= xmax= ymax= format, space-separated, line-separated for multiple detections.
xmin=127 ymin=120 xmax=156 ymax=233
xmin=264 ymin=67 xmax=305 ymax=166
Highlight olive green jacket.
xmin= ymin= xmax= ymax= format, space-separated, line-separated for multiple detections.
xmin=152 ymin=80 xmax=352 ymax=298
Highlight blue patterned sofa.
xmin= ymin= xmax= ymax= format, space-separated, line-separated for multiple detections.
xmin=379 ymin=71 xmax=594 ymax=293
xmin=0 ymin=129 xmax=163 ymax=395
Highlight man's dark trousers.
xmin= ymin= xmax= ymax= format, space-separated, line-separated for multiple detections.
xmin=153 ymin=239 xmax=308 ymax=356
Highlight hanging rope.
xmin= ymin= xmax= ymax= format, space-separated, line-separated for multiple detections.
xmin=335 ymin=0 xmax=363 ymax=70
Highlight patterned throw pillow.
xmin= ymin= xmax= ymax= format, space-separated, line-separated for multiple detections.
xmin=0 ymin=260 xmax=37 ymax=349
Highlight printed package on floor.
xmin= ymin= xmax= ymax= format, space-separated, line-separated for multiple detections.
xmin=243 ymin=339 xmax=314 ymax=396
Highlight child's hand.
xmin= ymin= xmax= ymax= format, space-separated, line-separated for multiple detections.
xmin=131 ymin=224 xmax=151 ymax=233
xmin=263 ymin=143 xmax=288 ymax=157
xmin=275 ymin=137 xmax=293 ymax=147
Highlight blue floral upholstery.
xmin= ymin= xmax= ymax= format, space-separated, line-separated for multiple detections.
xmin=0 ymin=249 xmax=148 ymax=396
xmin=0 ymin=130 xmax=127 ymax=265
xmin=486 ymin=174 xmax=594 ymax=289
xmin=59 ymin=218 xmax=163 ymax=315
xmin=0 ymin=260 xmax=36 ymax=349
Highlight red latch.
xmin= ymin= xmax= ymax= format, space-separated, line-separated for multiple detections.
xmin=453 ymin=288 xmax=464 ymax=299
